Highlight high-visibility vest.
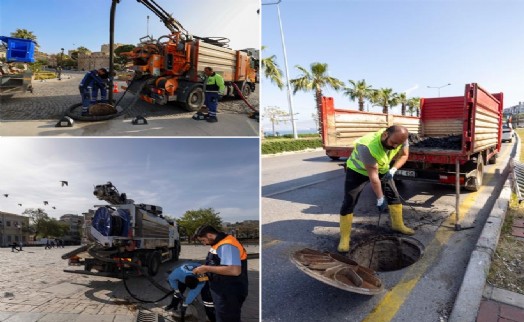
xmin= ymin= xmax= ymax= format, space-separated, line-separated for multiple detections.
xmin=205 ymin=73 xmax=225 ymax=94
xmin=346 ymin=129 xmax=403 ymax=175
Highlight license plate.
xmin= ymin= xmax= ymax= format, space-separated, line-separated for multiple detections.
xmin=397 ymin=170 xmax=416 ymax=177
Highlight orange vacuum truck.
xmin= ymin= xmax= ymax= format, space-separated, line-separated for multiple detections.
xmin=118 ymin=0 xmax=258 ymax=112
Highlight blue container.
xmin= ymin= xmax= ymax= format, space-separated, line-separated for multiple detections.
xmin=0 ymin=36 xmax=35 ymax=63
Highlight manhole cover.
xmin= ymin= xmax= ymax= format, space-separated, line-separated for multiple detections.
xmin=290 ymin=248 xmax=384 ymax=295
xmin=350 ymin=235 xmax=424 ymax=272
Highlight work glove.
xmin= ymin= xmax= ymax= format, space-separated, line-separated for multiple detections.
xmin=383 ymin=167 xmax=397 ymax=182
xmin=377 ymin=196 xmax=387 ymax=213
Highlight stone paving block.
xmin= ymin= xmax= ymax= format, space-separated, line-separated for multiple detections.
xmin=512 ymin=219 xmax=524 ymax=228
xmin=37 ymin=313 xmax=79 ymax=322
xmin=0 ymin=312 xmax=15 ymax=321
xmin=3 ymin=312 xmax=43 ymax=322
xmin=82 ymin=304 xmax=103 ymax=315
xmin=511 ymin=227 xmax=524 ymax=238
xmin=75 ymin=314 xmax=115 ymax=322
xmin=39 ymin=283 xmax=89 ymax=298
xmin=113 ymin=314 xmax=136 ymax=322
xmin=477 ymin=300 xmax=500 ymax=322
xmin=499 ymin=303 xmax=524 ymax=322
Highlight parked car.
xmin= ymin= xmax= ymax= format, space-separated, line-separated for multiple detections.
xmin=502 ymin=123 xmax=514 ymax=142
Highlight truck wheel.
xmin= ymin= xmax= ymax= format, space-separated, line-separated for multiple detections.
xmin=171 ymin=242 xmax=180 ymax=262
xmin=465 ymin=155 xmax=484 ymax=192
xmin=235 ymin=83 xmax=251 ymax=98
xmin=147 ymin=251 xmax=162 ymax=276
xmin=488 ymin=153 xmax=497 ymax=165
xmin=184 ymin=87 xmax=204 ymax=112
xmin=329 ymin=156 xmax=340 ymax=161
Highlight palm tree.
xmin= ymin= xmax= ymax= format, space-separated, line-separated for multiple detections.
xmin=290 ymin=62 xmax=344 ymax=133
xmin=407 ymin=97 xmax=421 ymax=117
xmin=10 ymin=29 xmax=39 ymax=48
xmin=374 ymin=88 xmax=399 ymax=114
xmin=398 ymin=92 xmax=408 ymax=116
xmin=344 ymin=79 xmax=374 ymax=111
xmin=261 ymin=46 xmax=284 ymax=89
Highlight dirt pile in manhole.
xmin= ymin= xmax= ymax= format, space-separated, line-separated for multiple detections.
xmin=409 ymin=133 xmax=462 ymax=150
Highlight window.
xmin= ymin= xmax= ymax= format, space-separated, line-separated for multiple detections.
xmin=6 ymin=221 xmax=10 ymax=227
xmin=7 ymin=235 xmax=11 ymax=242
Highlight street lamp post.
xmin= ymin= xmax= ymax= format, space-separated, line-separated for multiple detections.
xmin=427 ymin=83 xmax=451 ymax=97
xmin=262 ymin=0 xmax=298 ymax=139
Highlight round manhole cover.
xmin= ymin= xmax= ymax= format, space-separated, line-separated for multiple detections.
xmin=350 ymin=235 xmax=424 ymax=272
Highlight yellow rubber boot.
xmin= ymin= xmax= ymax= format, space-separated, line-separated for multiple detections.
xmin=337 ymin=214 xmax=353 ymax=252
xmin=388 ymin=204 xmax=415 ymax=235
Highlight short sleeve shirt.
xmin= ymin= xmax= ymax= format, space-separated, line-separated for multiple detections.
xmin=217 ymin=244 xmax=241 ymax=266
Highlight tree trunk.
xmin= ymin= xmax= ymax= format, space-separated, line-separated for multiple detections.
xmin=382 ymin=105 xmax=388 ymax=114
xmin=401 ymin=103 xmax=406 ymax=116
xmin=359 ymin=97 xmax=364 ymax=111
xmin=316 ymin=89 xmax=324 ymax=136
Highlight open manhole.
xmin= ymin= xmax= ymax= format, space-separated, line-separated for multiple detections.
xmin=350 ymin=235 xmax=424 ymax=272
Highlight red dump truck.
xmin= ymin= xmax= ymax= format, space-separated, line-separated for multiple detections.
xmin=321 ymin=83 xmax=503 ymax=191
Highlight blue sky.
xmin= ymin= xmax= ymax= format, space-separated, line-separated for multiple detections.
xmin=0 ymin=0 xmax=260 ymax=54
xmin=261 ymin=0 xmax=524 ymax=132
xmin=0 ymin=138 xmax=260 ymax=223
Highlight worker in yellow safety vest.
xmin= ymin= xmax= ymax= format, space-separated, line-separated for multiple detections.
xmin=338 ymin=125 xmax=415 ymax=253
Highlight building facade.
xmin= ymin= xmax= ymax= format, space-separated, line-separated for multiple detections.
xmin=0 ymin=211 xmax=30 ymax=247
xmin=59 ymin=214 xmax=84 ymax=245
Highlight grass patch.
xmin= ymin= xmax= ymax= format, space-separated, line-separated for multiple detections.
xmin=34 ymin=72 xmax=56 ymax=80
xmin=261 ymin=138 xmax=322 ymax=154
xmin=486 ymin=132 xmax=524 ymax=294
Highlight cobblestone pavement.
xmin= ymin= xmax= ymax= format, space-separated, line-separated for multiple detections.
xmin=0 ymin=244 xmax=259 ymax=322
xmin=0 ymin=72 xmax=259 ymax=121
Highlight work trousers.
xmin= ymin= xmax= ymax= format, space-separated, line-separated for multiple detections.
xmin=339 ymin=169 xmax=401 ymax=215
xmin=205 ymin=92 xmax=219 ymax=117
xmin=79 ymin=85 xmax=108 ymax=109
xmin=210 ymin=286 xmax=246 ymax=322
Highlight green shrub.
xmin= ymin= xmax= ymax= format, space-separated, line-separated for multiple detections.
xmin=34 ymin=72 xmax=57 ymax=80
xmin=262 ymin=138 xmax=322 ymax=154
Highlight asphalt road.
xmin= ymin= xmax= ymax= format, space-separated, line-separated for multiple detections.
xmin=261 ymin=143 xmax=515 ymax=322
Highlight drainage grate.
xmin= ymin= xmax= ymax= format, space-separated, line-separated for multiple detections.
xmin=135 ymin=310 xmax=159 ymax=322
xmin=511 ymin=159 xmax=524 ymax=203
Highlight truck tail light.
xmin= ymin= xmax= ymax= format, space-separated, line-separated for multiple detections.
xmin=439 ymin=175 xmax=464 ymax=185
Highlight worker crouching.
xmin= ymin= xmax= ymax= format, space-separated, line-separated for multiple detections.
xmin=78 ymin=68 xmax=110 ymax=116
xmin=166 ymin=262 xmax=216 ymax=321
xmin=338 ymin=125 xmax=415 ymax=253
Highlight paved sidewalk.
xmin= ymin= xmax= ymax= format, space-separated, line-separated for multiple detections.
xmin=450 ymin=136 xmax=524 ymax=322
xmin=0 ymin=244 xmax=259 ymax=322
xmin=476 ymin=285 xmax=524 ymax=322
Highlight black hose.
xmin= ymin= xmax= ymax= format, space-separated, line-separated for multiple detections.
xmin=86 ymin=245 xmax=174 ymax=303
xmin=64 ymin=77 xmax=140 ymax=122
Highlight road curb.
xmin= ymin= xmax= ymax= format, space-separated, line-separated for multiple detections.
xmin=449 ymin=136 xmax=519 ymax=322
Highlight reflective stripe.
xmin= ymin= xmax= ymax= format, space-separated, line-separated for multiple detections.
xmin=347 ymin=129 xmax=402 ymax=175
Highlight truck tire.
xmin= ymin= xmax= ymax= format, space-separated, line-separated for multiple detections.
xmin=235 ymin=82 xmax=251 ymax=98
xmin=171 ymin=241 xmax=180 ymax=262
xmin=329 ymin=156 xmax=340 ymax=161
xmin=465 ymin=155 xmax=484 ymax=192
xmin=147 ymin=251 xmax=162 ymax=276
xmin=488 ymin=153 xmax=497 ymax=165
xmin=183 ymin=87 xmax=204 ymax=112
